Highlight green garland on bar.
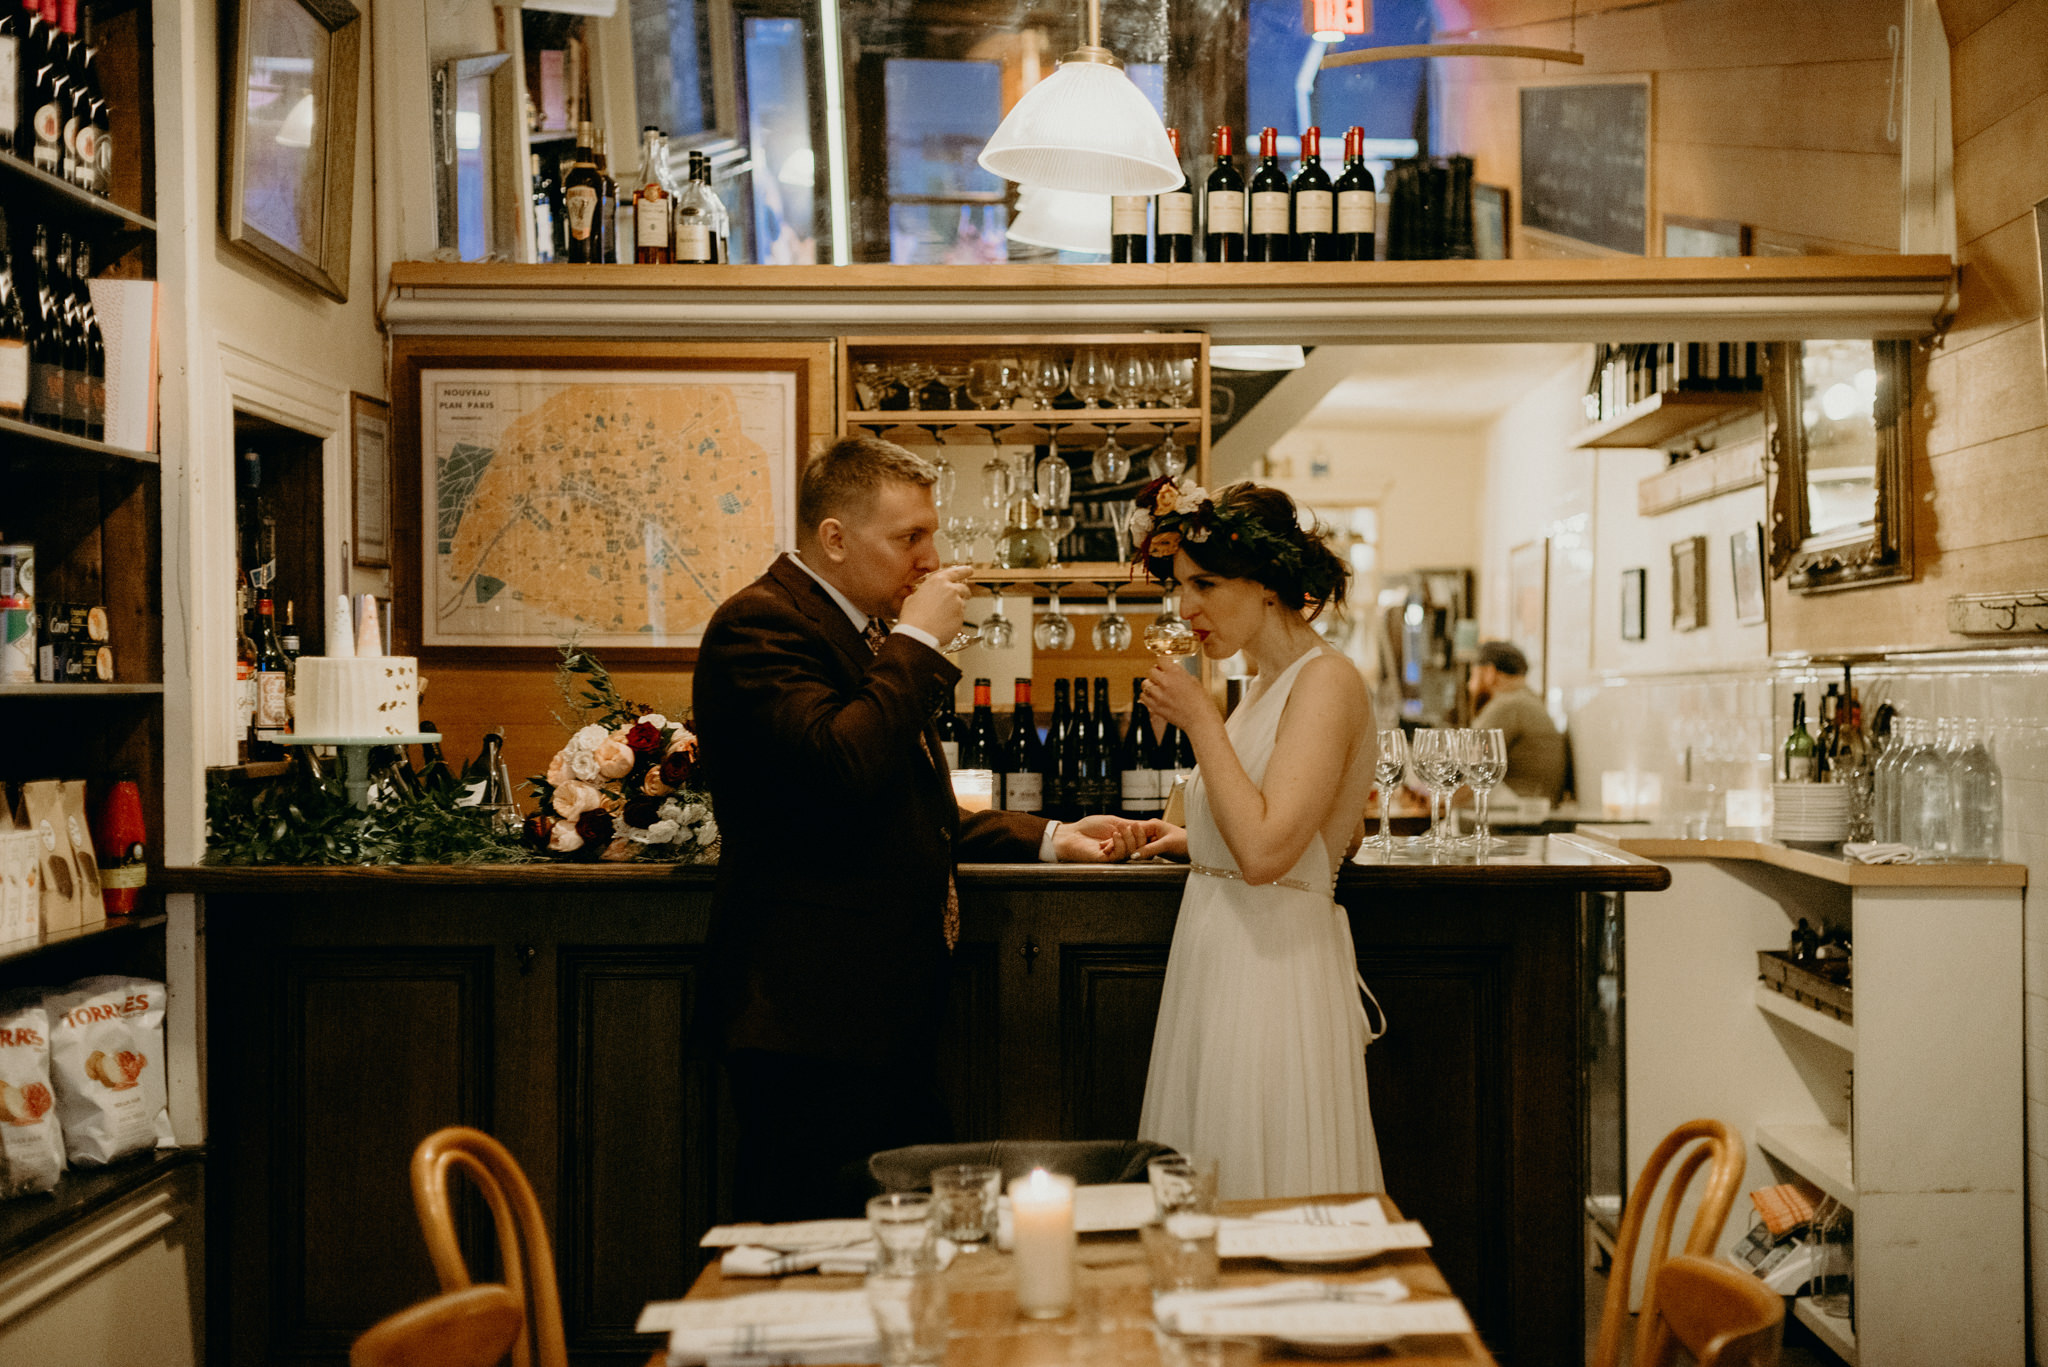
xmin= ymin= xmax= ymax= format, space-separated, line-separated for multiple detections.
xmin=203 ymin=762 xmax=535 ymax=866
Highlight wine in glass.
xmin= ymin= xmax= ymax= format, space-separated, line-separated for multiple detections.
xmin=1368 ymin=728 xmax=1407 ymax=852
xmin=1144 ymin=594 xmax=1199 ymax=658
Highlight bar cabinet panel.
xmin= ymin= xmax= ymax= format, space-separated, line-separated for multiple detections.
xmin=1057 ymin=944 xmax=1171 ymax=1142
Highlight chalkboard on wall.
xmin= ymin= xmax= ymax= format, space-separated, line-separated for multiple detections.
xmin=1519 ymin=82 xmax=1650 ymax=255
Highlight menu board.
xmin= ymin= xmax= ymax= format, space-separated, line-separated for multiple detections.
xmin=1519 ymin=82 xmax=1650 ymax=255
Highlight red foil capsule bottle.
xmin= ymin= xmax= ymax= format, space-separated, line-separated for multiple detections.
xmin=92 ymin=776 xmax=146 ymax=914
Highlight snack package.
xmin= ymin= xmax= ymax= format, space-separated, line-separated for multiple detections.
xmin=47 ymin=976 xmax=170 ymax=1166
xmin=0 ymin=995 xmax=66 ymax=1196
xmin=0 ymin=829 xmax=41 ymax=944
xmin=56 ymin=780 xmax=105 ymax=923
xmin=19 ymin=781 xmax=88 ymax=933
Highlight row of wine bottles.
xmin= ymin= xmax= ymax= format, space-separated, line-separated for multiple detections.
xmin=1584 ymin=341 xmax=1764 ymax=423
xmin=0 ymin=225 xmax=106 ymax=438
xmin=937 ymin=677 xmax=1195 ymax=822
xmin=1113 ymin=125 xmax=1379 ymax=265
xmin=2 ymin=0 xmax=114 ymax=194
xmin=528 ymin=121 xmax=732 ymax=265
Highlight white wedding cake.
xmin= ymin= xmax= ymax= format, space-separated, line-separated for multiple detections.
xmin=294 ymin=656 xmax=420 ymax=737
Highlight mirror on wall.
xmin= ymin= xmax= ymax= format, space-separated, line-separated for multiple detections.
xmin=1761 ymin=339 xmax=1914 ymax=593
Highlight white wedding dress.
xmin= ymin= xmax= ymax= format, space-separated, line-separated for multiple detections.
xmin=1137 ymin=647 xmax=1383 ymax=1200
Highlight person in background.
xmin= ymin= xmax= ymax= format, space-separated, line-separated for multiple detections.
xmin=1467 ymin=641 xmax=1566 ymax=801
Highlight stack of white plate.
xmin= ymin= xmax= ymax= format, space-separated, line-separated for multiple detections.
xmin=1773 ymin=782 xmax=1849 ymax=847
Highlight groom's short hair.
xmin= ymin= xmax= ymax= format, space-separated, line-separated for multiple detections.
xmin=797 ymin=435 xmax=937 ymax=539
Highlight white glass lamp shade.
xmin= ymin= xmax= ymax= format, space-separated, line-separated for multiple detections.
xmin=977 ymin=60 xmax=1183 ymax=196
xmin=1008 ymin=185 xmax=1113 ymax=255
xmin=1209 ymin=345 xmax=1308 ymax=371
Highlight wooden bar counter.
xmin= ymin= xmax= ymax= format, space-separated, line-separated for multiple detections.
xmin=168 ymin=835 xmax=1666 ymax=1367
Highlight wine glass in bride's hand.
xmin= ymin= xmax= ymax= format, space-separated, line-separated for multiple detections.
xmin=1143 ymin=594 xmax=1198 ymax=658
xmin=1367 ymin=729 xmax=1407 ymax=852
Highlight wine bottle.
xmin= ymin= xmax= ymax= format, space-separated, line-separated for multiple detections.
xmin=27 ymin=0 xmax=61 ymax=175
xmin=253 ymin=596 xmax=289 ymax=757
xmin=72 ymin=234 xmax=101 ymax=440
xmin=25 ymin=226 xmax=62 ymax=428
xmin=1815 ymin=683 xmax=1840 ymax=782
xmin=1060 ymin=675 xmax=1092 ymax=819
xmin=934 ymin=697 xmax=964 ymax=770
xmin=633 ymin=125 xmax=672 ymax=264
xmin=0 ymin=237 xmax=27 ymax=421
xmin=1291 ymin=125 xmax=1337 ymax=261
xmin=530 ymin=152 xmax=556 ymax=263
xmin=53 ymin=231 xmax=84 ymax=435
xmin=1002 ymin=678 xmax=1046 ymax=814
xmin=561 ymin=123 xmax=604 ymax=263
xmin=0 ymin=0 xmax=18 ymax=159
xmin=673 ymin=150 xmax=718 ymax=264
xmin=1120 ymin=678 xmax=1163 ymax=820
xmin=1246 ymin=126 xmax=1291 ymax=261
xmin=57 ymin=0 xmax=80 ymax=184
xmin=591 ymin=125 xmax=619 ymax=263
xmin=417 ymin=723 xmax=457 ymax=797
xmin=1334 ymin=126 xmax=1376 ymax=261
xmin=961 ymin=677 xmax=1002 ymax=769
xmin=1110 ymin=189 xmax=1149 ymax=263
xmin=234 ymin=584 xmax=257 ymax=762
xmin=1202 ymin=125 xmax=1245 ymax=263
xmin=1153 ymin=128 xmax=1195 ymax=263
xmin=1089 ymin=677 xmax=1119 ymax=815
xmin=1045 ymin=678 xmax=1074 ymax=819
xmin=1783 ymin=691 xmax=1817 ymax=781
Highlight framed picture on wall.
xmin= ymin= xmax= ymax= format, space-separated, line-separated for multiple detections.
xmin=1506 ymin=539 xmax=1549 ymax=692
xmin=1731 ymin=523 xmax=1766 ymax=625
xmin=405 ymin=349 xmax=820 ymax=660
xmin=1671 ymin=535 xmax=1708 ymax=632
xmin=350 ymin=393 xmax=392 ymax=569
xmin=1620 ymin=568 xmax=1646 ymax=641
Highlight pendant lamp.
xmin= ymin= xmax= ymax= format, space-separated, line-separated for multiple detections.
xmin=977 ymin=0 xmax=1182 ymax=196
xmin=1007 ymin=185 xmax=1113 ymax=255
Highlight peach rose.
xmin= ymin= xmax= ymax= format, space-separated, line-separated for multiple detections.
xmin=593 ymin=739 xmax=636 ymax=779
xmin=547 ymin=822 xmax=585 ymax=853
xmin=545 ymin=750 xmax=573 ymax=786
xmin=641 ymin=768 xmax=675 ymax=797
xmin=552 ymin=780 xmax=602 ymax=819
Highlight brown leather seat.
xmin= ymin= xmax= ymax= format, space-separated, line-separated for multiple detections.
xmin=350 ymin=1285 xmax=523 ymax=1367
xmin=869 ymin=1139 xmax=1180 ymax=1192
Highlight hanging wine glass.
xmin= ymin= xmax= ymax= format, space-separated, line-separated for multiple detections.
xmin=1156 ymin=430 xmax=1188 ymax=479
xmin=982 ymin=443 xmax=1013 ymax=511
xmin=1093 ymin=587 xmax=1133 ymax=652
xmin=1068 ymin=348 xmax=1112 ymax=409
xmin=978 ymin=597 xmax=1015 ymax=650
xmin=1091 ymin=432 xmax=1129 ymax=486
xmin=1143 ymin=592 xmax=1199 ymax=658
xmin=930 ymin=432 xmax=959 ymax=555
xmin=1034 ymin=589 xmax=1076 ymax=651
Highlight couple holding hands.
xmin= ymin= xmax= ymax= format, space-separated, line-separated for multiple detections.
xmin=695 ymin=435 xmax=1382 ymax=1220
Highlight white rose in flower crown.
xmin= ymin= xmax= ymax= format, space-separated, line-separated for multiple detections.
xmin=680 ymin=802 xmax=710 ymax=826
xmin=1178 ymin=483 xmax=1210 ymax=509
xmin=552 ymin=780 xmax=602 ymax=819
xmin=592 ymin=739 xmax=636 ymax=779
xmin=638 ymin=713 xmax=669 ymax=731
xmin=568 ymin=749 xmax=603 ymax=783
xmin=572 ymin=724 xmax=609 ymax=752
xmin=1130 ymin=508 xmax=1153 ymax=545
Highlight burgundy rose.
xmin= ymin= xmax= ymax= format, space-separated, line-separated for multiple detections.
xmin=575 ymin=808 xmax=616 ymax=847
xmin=626 ymin=722 xmax=663 ymax=754
xmin=622 ymin=796 xmax=662 ymax=829
xmin=523 ymin=812 xmax=556 ymax=849
xmin=659 ymin=748 xmax=695 ymax=789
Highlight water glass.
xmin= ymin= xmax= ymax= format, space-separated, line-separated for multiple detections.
xmin=1141 ymin=1215 xmax=1220 ymax=1296
xmin=866 ymin=1192 xmax=936 ymax=1274
xmin=930 ymin=1164 xmax=1000 ymax=1248
xmin=866 ymin=1267 xmax=949 ymax=1367
xmin=1159 ymin=1336 xmax=1261 ymax=1367
xmin=1146 ymin=1154 xmax=1218 ymax=1218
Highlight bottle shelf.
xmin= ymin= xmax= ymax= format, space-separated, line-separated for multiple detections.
xmin=0 ymin=149 xmax=156 ymax=234
xmin=1571 ymin=389 xmax=1760 ymax=451
xmin=1756 ymin=1123 xmax=1855 ymax=1209
xmin=1792 ymin=1296 xmax=1858 ymax=1365
xmin=0 ymin=682 xmax=164 ymax=697
xmin=846 ymin=408 xmax=1202 ymax=428
xmin=0 ymin=911 xmax=166 ymax=972
xmin=0 ymin=414 xmax=160 ymax=468
xmin=1753 ymin=982 xmax=1856 ymax=1052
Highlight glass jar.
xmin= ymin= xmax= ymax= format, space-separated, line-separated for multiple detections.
xmin=995 ymin=496 xmax=1054 ymax=569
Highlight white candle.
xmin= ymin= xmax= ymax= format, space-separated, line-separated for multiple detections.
xmin=953 ymin=768 xmax=995 ymax=813
xmin=1009 ymin=1168 xmax=1075 ymax=1319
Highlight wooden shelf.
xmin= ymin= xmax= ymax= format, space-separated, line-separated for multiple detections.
xmin=0 ymin=911 xmax=166 ymax=972
xmin=1757 ymin=1123 xmax=1855 ymax=1208
xmin=1792 ymin=1296 xmax=1858 ymax=1365
xmin=0 ymin=414 xmax=160 ymax=468
xmin=1576 ymin=826 xmax=2029 ymax=888
xmin=0 ymin=149 xmax=156 ymax=233
xmin=0 ymin=682 xmax=164 ymax=697
xmin=0 ymin=1146 xmax=198 ymax=1265
xmin=1754 ymin=983 xmax=1855 ymax=1052
xmin=1572 ymin=389 xmax=1761 ymax=450
xmin=847 ymin=408 xmax=1201 ymax=427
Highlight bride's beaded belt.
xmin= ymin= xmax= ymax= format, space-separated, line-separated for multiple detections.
xmin=1188 ymin=863 xmax=1333 ymax=895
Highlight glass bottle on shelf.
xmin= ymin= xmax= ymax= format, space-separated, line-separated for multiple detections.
xmin=1781 ymin=691 xmax=1816 ymax=781
xmin=0 ymin=235 xmax=27 ymax=422
xmin=633 ymin=126 xmax=672 ymax=264
xmin=561 ymin=124 xmax=604 ymax=263
xmin=672 ymin=150 xmax=719 ymax=264
xmin=1045 ymin=679 xmax=1074 ymax=819
xmin=253 ymin=596 xmax=289 ymax=759
xmin=1291 ymin=125 xmax=1337 ymax=261
xmin=72 ymin=235 xmax=103 ymax=440
xmin=1334 ymin=125 xmax=1376 ymax=261
xmin=234 ymin=584 xmax=258 ymax=762
xmin=1153 ymin=128 xmax=1195 ymax=263
xmin=530 ymin=152 xmax=556 ymax=263
xmin=1002 ymin=679 xmax=1045 ymax=814
xmin=933 ymin=697 xmax=963 ymax=770
xmin=1898 ymin=718 xmax=1950 ymax=858
xmin=1202 ymin=125 xmax=1245 ymax=263
xmin=1947 ymin=718 xmax=2003 ymax=862
xmin=1245 ymin=126 xmax=1290 ymax=261
xmin=591 ymin=125 xmax=620 ymax=263
xmin=995 ymin=495 xmax=1053 ymax=569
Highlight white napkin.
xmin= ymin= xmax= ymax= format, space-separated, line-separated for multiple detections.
xmin=1155 ymin=1278 xmax=1470 ymax=1339
xmin=638 ymin=1289 xmax=879 ymax=1366
xmin=720 ymin=1239 xmax=959 ymax=1278
xmin=1214 ymin=1219 xmax=1431 ymax=1260
xmin=1251 ymin=1198 xmax=1390 ymax=1227
xmin=701 ymin=1220 xmax=873 ymax=1250
xmin=1842 ymin=842 xmax=1917 ymax=865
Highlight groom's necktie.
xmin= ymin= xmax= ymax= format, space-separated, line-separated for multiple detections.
xmin=864 ymin=618 xmax=890 ymax=654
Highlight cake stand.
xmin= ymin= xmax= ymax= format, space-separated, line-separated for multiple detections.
xmin=279 ymin=733 xmax=443 ymax=809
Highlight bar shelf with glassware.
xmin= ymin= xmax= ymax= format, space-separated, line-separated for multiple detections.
xmin=847 ymin=409 xmax=1203 ymax=426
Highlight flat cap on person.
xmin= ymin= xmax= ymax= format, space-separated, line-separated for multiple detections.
xmin=1477 ymin=641 xmax=1529 ymax=675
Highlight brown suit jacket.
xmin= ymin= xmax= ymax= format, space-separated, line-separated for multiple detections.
xmin=694 ymin=554 xmax=1047 ymax=1065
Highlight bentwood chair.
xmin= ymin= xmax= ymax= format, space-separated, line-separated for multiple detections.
xmin=1592 ymin=1118 xmax=1749 ymax=1367
xmin=1645 ymin=1254 xmax=1785 ymax=1366
xmin=350 ymin=1285 xmax=524 ymax=1367
xmin=411 ymin=1127 xmax=567 ymax=1367
xmin=869 ymin=1138 xmax=1180 ymax=1193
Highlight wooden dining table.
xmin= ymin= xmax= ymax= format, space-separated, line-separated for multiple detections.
xmin=643 ymin=1194 xmax=1497 ymax=1367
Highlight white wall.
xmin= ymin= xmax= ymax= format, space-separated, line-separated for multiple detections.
xmin=1265 ymin=421 xmax=1488 ymax=575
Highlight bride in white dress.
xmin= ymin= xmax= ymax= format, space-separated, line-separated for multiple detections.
xmin=1128 ymin=480 xmax=1383 ymax=1200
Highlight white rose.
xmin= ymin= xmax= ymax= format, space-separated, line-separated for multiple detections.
xmin=572 ymin=724 xmax=609 ymax=752
xmin=638 ymin=713 xmax=669 ymax=731
xmin=695 ymin=820 xmax=719 ymax=846
xmin=643 ymin=819 xmax=680 ymax=843
xmin=1180 ymin=483 xmax=1211 ymax=508
xmin=658 ymin=799 xmax=686 ymax=824
xmin=1130 ymin=509 xmax=1153 ymax=543
xmin=547 ymin=822 xmax=585 ymax=853
xmin=680 ymin=803 xmax=709 ymax=826
xmin=568 ymin=750 xmax=602 ymax=782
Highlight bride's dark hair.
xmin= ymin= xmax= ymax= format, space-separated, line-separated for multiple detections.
xmin=1150 ymin=482 xmax=1350 ymax=621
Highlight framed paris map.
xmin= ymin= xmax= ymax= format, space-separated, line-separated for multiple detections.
xmin=392 ymin=340 xmax=832 ymax=661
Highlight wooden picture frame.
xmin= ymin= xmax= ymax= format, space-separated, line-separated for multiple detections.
xmin=1671 ymin=535 xmax=1708 ymax=632
xmin=1506 ymin=538 xmax=1549 ymax=693
xmin=1620 ymin=568 xmax=1646 ymax=641
xmin=1730 ymin=523 xmax=1766 ymax=625
xmin=1662 ymin=213 xmax=1749 ymax=258
xmin=223 ymin=0 xmax=362 ymax=301
xmin=350 ymin=392 xmax=392 ymax=569
xmin=390 ymin=338 xmax=834 ymax=664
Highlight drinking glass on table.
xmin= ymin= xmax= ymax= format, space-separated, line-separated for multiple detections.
xmin=1461 ymin=728 xmax=1508 ymax=850
xmin=1143 ymin=1154 xmax=1221 ymax=1295
xmin=1367 ymin=728 xmax=1408 ymax=852
xmin=1408 ymin=730 xmax=1455 ymax=852
xmin=864 ymin=1195 xmax=948 ymax=1367
xmin=930 ymin=1164 xmax=1001 ymax=1249
xmin=867 ymin=1192 xmax=937 ymax=1270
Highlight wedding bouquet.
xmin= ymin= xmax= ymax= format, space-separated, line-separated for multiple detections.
xmin=525 ymin=648 xmax=719 ymax=863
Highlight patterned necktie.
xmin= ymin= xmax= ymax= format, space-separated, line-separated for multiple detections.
xmin=864 ymin=618 xmax=889 ymax=655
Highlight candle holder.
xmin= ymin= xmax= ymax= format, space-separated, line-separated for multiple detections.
xmin=1008 ymin=1168 xmax=1076 ymax=1319
xmin=952 ymin=768 xmax=996 ymax=813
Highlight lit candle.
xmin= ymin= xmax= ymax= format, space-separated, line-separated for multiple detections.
xmin=953 ymin=768 xmax=996 ymax=813
xmin=1009 ymin=1168 xmax=1075 ymax=1319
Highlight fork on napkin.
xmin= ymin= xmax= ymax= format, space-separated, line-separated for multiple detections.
xmin=638 ymin=1289 xmax=880 ymax=1367
xmin=720 ymin=1238 xmax=959 ymax=1278
xmin=1155 ymin=1278 xmax=1475 ymax=1339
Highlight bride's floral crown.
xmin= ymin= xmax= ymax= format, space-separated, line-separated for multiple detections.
xmin=1130 ymin=476 xmax=1345 ymax=606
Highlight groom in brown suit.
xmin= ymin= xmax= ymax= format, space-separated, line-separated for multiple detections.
xmin=695 ymin=435 xmax=1137 ymax=1219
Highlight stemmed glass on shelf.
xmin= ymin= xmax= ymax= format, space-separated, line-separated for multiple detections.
xmin=1093 ymin=587 xmax=1132 ymax=652
xmin=1110 ymin=350 xmax=1150 ymax=409
xmin=965 ymin=357 xmax=1017 ymax=411
xmin=1461 ymin=728 xmax=1508 ymax=850
xmin=1069 ymin=348 xmax=1112 ymax=409
xmin=1366 ymin=729 xmax=1408 ymax=852
xmin=1018 ymin=354 xmax=1068 ymax=410
xmin=1034 ymin=589 xmax=1076 ymax=652
xmin=934 ymin=362 xmax=972 ymax=410
xmin=1409 ymin=730 xmax=1461 ymax=853
xmin=898 ymin=360 xmax=937 ymax=411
